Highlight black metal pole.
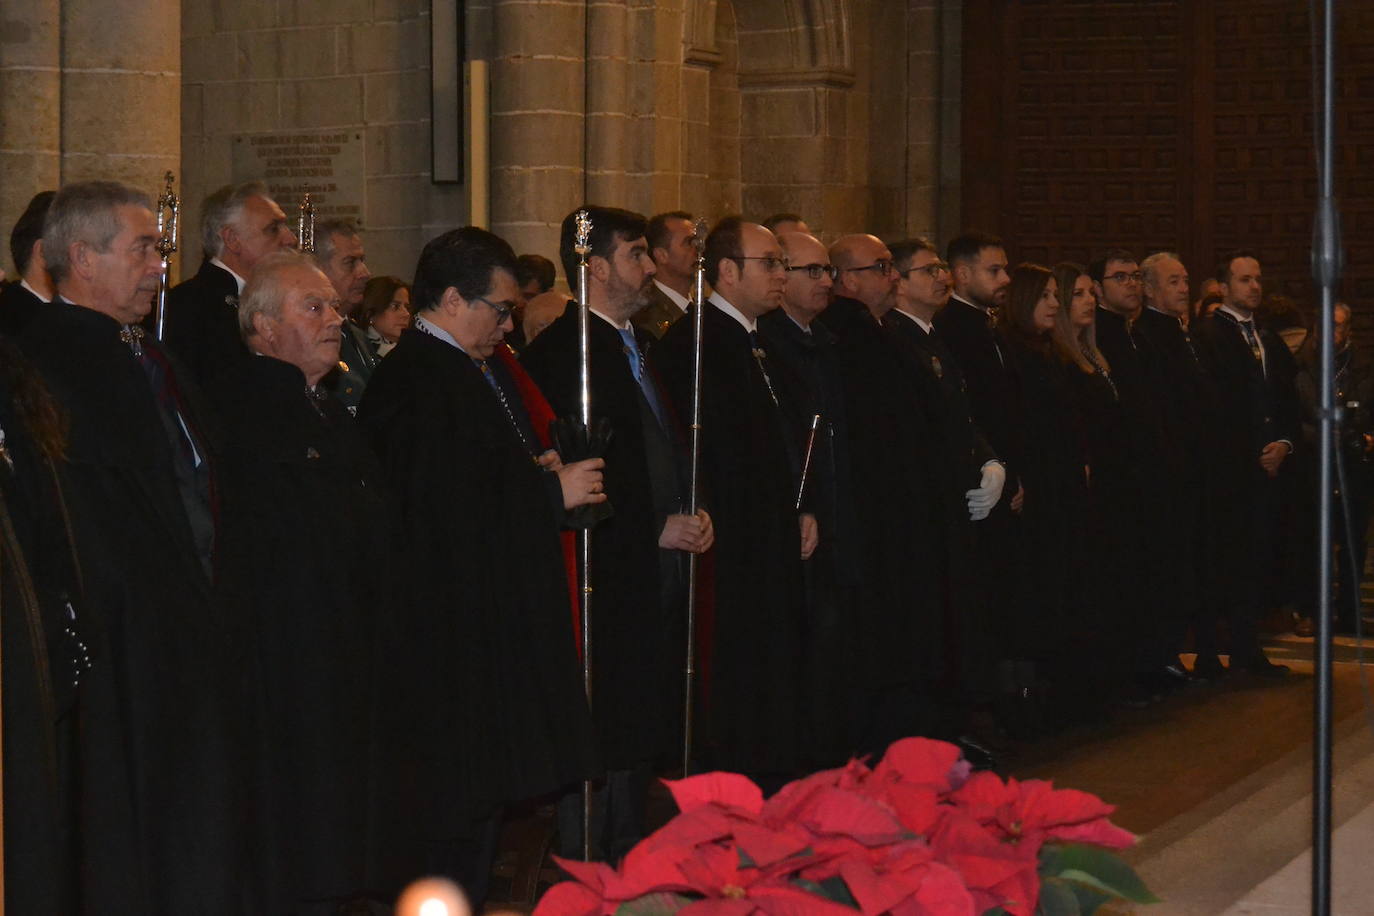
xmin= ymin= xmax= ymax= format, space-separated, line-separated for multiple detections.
xmin=1311 ymin=0 xmax=1340 ymax=913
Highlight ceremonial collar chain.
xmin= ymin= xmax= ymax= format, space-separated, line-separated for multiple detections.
xmin=119 ymin=323 xmax=146 ymax=356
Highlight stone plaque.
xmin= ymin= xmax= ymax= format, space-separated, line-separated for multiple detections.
xmin=231 ymin=129 xmax=366 ymax=226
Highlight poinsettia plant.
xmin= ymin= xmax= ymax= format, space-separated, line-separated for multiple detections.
xmin=535 ymin=738 xmax=1157 ymax=916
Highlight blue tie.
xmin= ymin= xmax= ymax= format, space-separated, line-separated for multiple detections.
xmin=618 ymin=327 xmax=669 ymax=430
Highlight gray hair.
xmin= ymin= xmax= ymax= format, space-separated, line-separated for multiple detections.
xmin=310 ymin=217 xmax=361 ymax=267
xmin=200 ymin=180 xmax=271 ymax=258
xmin=238 ymin=249 xmax=323 ymax=340
xmin=43 ymin=181 xmax=153 ymax=284
xmin=1140 ymin=250 xmax=1182 ymax=289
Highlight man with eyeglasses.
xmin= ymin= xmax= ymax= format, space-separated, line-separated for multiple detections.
xmin=523 ymin=205 xmax=713 ymax=859
xmin=1085 ymin=249 xmax=1184 ymax=703
xmin=357 ymin=226 xmax=602 ymax=908
xmin=820 ymin=233 xmax=946 ymax=756
xmin=759 ymin=230 xmax=863 ymax=765
xmin=655 ymin=216 xmax=815 ymax=782
xmin=1195 ymin=250 xmax=1299 ymax=680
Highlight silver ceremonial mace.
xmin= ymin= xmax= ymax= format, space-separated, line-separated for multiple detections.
xmin=574 ymin=209 xmax=595 ymax=860
xmin=682 ymin=217 xmax=707 ymax=776
xmin=154 ymin=171 xmax=179 ymax=339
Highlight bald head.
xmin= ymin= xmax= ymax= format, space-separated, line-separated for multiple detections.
xmin=779 ymin=232 xmax=833 ymax=326
xmin=830 ymin=233 xmax=896 ymax=317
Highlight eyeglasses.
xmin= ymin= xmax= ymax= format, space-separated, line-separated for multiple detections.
xmin=842 ymin=259 xmax=895 ymax=277
xmin=899 ymin=261 xmax=950 ymax=280
xmin=472 ymin=295 xmax=514 ymax=324
xmin=737 ymin=255 xmax=790 ymax=273
xmin=786 ymin=263 xmax=838 ymax=280
xmin=1104 ymin=271 xmax=1143 ymax=284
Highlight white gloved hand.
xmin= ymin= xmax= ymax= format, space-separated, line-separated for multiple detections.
xmin=965 ymin=461 xmax=1006 ymax=521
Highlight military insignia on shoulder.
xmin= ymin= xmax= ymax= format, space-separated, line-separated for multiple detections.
xmin=931 ymin=355 xmax=943 ymax=379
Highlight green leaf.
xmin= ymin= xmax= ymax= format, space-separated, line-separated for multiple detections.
xmin=981 ymin=907 xmax=1013 ymax=916
xmin=1066 ymin=882 xmax=1112 ymax=916
xmin=1036 ymin=878 xmax=1081 ymax=916
xmin=1044 ymin=844 xmax=1159 ymax=904
xmin=614 ymin=892 xmax=696 ymax=916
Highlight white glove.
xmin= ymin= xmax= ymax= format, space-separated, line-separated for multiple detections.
xmin=965 ymin=461 xmax=1006 ymax=521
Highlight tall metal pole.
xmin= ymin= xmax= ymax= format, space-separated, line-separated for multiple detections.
xmin=153 ymin=171 xmax=179 ymax=340
xmin=682 ymin=218 xmax=707 ymax=776
xmin=573 ymin=210 xmax=594 ymax=860
xmin=1311 ymin=1 xmax=1341 ymax=913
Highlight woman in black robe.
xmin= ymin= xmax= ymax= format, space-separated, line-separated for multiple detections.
xmin=997 ymin=265 xmax=1085 ymax=734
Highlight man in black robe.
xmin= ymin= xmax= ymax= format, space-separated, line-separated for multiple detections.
xmin=655 ymin=217 xmax=814 ymax=782
xmin=314 ymin=218 xmax=376 ymax=413
xmin=1088 ymin=249 xmax=1176 ymax=700
xmin=163 ymin=180 xmax=297 ymax=388
xmin=210 ymin=250 xmax=387 ymax=913
xmin=883 ymin=237 xmax=1004 ymax=752
xmin=1195 ymin=250 xmax=1298 ymax=677
xmin=820 ymin=233 xmax=946 ymax=754
xmin=1137 ymin=251 xmax=1216 ymax=679
xmin=358 ymin=226 xmax=600 ymax=905
xmin=757 ymin=230 xmax=862 ymax=766
xmin=20 ymin=180 xmax=240 ymax=913
xmin=0 ymin=191 xmax=56 ymax=337
xmin=522 ymin=205 xmax=712 ymax=860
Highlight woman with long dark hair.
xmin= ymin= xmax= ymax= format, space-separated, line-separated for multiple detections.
xmin=996 ymin=264 xmax=1084 ymax=735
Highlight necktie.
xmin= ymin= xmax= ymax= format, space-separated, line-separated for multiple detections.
xmin=748 ymin=330 xmax=781 ymax=408
xmin=1179 ymin=318 xmax=1201 ymax=366
xmin=1239 ymin=319 xmax=1264 ymax=369
xmin=124 ymin=325 xmax=201 ymax=467
xmin=476 ymin=359 xmax=538 ymax=457
xmin=617 ymin=327 xmax=670 ymax=430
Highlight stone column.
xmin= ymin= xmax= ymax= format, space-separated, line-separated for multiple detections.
xmin=60 ymin=0 xmax=179 ymax=194
xmin=489 ymin=0 xmax=586 ymax=267
xmin=0 ymin=0 xmax=61 ymax=274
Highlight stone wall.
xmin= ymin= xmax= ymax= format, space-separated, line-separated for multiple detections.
xmin=178 ymin=0 xmax=465 ymax=281
xmin=1 ymin=0 xmax=958 ymax=281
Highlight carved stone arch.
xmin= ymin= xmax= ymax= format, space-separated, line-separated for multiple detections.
xmin=683 ymin=0 xmax=852 ymax=86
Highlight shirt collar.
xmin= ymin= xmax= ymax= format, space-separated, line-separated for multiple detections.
xmin=950 ymin=292 xmax=988 ymax=314
xmin=893 ymin=308 xmax=932 ymax=333
xmin=414 ymin=314 xmax=466 ymax=353
xmin=708 ymin=291 xmax=756 ymax=333
xmin=209 ymin=257 xmax=248 ymax=295
xmin=19 ymin=278 xmax=50 ymax=303
xmin=1218 ymin=303 xmax=1255 ymax=325
xmin=654 ymin=279 xmax=690 ymax=313
xmin=590 ymin=307 xmax=632 ymax=332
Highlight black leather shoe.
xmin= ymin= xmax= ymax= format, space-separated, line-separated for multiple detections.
xmin=1191 ymin=655 xmax=1226 ymax=681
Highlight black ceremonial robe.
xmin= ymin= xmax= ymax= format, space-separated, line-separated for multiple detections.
xmin=210 ymin=356 xmax=387 ymax=914
xmin=757 ymin=308 xmax=862 ymax=765
xmin=655 ymin=300 xmax=807 ymax=775
xmin=0 ymin=281 xmax=46 ymax=338
xmin=20 ymin=301 xmax=241 ymax=915
xmin=163 ymin=259 xmax=247 ymax=389
xmin=520 ymin=305 xmax=680 ymax=769
xmin=815 ymin=297 xmax=944 ymax=749
xmin=0 ymin=345 xmax=79 ymax=914
xmin=358 ymin=327 xmax=596 ymax=888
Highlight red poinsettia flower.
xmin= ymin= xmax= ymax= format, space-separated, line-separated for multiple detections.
xmin=928 ymin=812 xmax=1040 ymax=916
xmin=837 ymin=841 xmax=976 ymax=916
xmin=868 ymin=739 xmax=970 ymax=795
xmin=949 ymin=772 xmax=1136 ymax=851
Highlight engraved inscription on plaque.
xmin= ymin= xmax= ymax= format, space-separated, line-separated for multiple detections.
xmin=232 ymin=130 xmax=366 ymax=227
